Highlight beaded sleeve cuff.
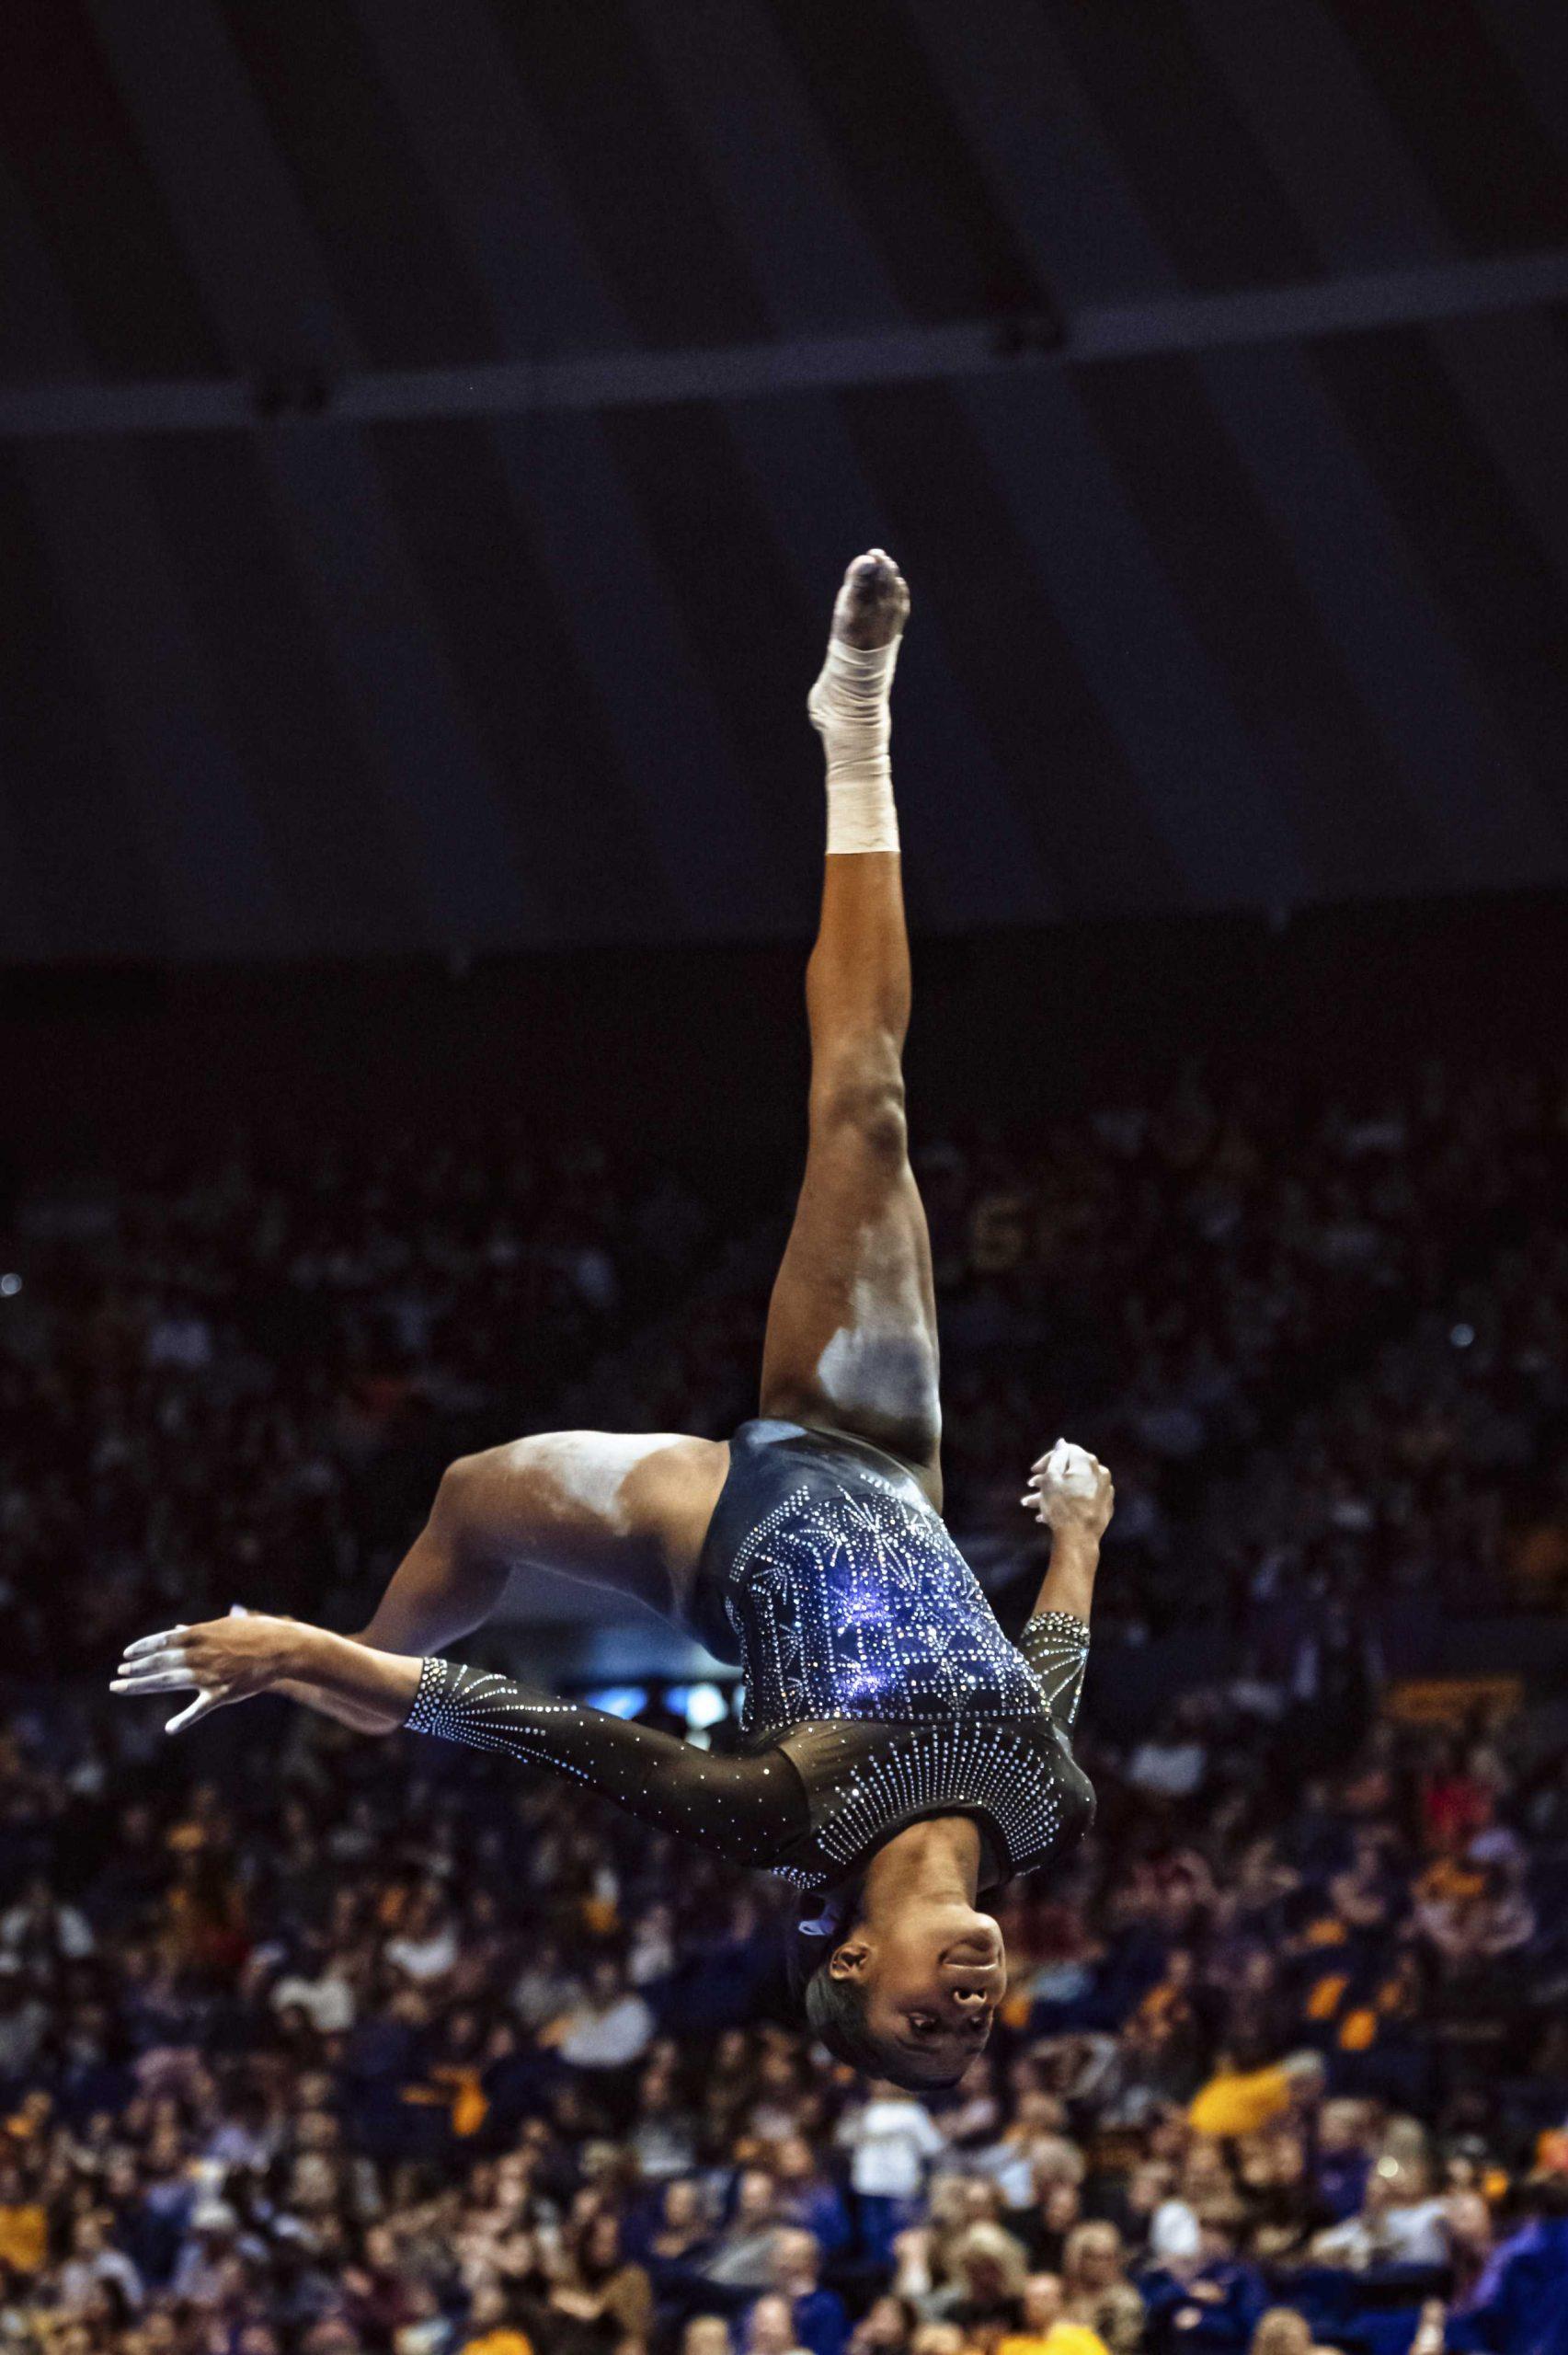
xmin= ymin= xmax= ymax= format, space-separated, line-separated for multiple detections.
xmin=402 ymin=1656 xmax=447 ymax=1734
xmin=1018 ymin=1609 xmax=1091 ymax=1733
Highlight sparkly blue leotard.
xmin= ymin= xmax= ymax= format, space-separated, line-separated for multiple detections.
xmin=405 ymin=1419 xmax=1093 ymax=1894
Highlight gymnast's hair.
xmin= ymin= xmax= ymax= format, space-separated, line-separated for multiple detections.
xmin=789 ymin=1906 xmax=970 ymax=2092
xmin=802 ymin=1959 xmax=886 ymax=2075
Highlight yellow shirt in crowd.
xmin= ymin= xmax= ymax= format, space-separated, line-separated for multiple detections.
xmin=457 ymin=2331 xmax=532 ymax=2355
xmin=997 ymin=2325 xmax=1112 ymax=2355
xmin=0 ymin=2200 xmax=48 ymax=2273
xmin=1188 ymin=2062 xmax=1293 ymax=2138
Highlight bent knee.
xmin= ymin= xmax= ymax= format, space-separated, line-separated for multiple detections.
xmin=431 ymin=1449 xmax=488 ymax=1535
xmin=810 ymin=1067 xmax=909 ymax=1163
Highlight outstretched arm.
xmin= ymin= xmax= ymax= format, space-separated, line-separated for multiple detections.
xmin=1015 ymin=1441 xmax=1114 ymax=1733
xmin=398 ymin=1659 xmax=789 ymax=1867
xmin=112 ymin=1617 xmax=791 ymax=1869
xmin=113 ymin=1615 xmax=423 ymax=1734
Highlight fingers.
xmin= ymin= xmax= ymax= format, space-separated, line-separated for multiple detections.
xmin=109 ymin=1645 xmax=230 ymax=1732
xmin=110 ymin=1610 xmax=273 ymax=1734
xmin=110 ymin=1642 xmax=193 ymax=1691
xmin=163 ymin=1691 xmax=226 ymax=1736
xmin=1029 ymin=1439 xmax=1106 ymax=1481
xmin=121 ymin=1625 xmax=189 ymax=1659
xmin=111 ymin=1626 xmax=202 ymax=1706
xmin=1023 ymin=1440 xmax=1112 ymax=1512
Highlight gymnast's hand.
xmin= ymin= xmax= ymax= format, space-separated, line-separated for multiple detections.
xmin=110 ymin=1608 xmax=302 ymax=1733
xmin=1022 ymin=1438 xmax=1115 ymax=1542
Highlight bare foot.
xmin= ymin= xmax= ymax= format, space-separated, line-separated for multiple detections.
xmin=829 ymin=549 xmax=910 ymax=649
xmin=807 ymin=549 xmax=909 ymax=766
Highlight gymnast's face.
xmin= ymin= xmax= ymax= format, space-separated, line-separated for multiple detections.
xmin=832 ymin=1904 xmax=1005 ymax=2085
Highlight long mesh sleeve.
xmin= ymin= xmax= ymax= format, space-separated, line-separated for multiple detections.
xmin=1016 ymin=1610 xmax=1091 ymax=1736
xmin=403 ymin=1659 xmax=797 ymax=1868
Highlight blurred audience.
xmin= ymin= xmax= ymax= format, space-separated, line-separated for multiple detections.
xmin=4 ymin=1066 xmax=1568 ymax=2353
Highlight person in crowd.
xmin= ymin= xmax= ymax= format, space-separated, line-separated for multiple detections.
xmin=547 ymin=1959 xmax=656 ymax=2076
xmin=1445 ymin=2174 xmax=1568 ymax=2355
xmin=684 ymin=2322 xmax=735 ymax=2355
xmin=773 ymin=2135 xmax=853 ymax=2257
xmin=457 ymin=2275 xmax=535 ymax=2355
xmin=648 ymin=2178 xmax=716 ymax=2286
xmin=1138 ymin=2216 xmax=1268 ymax=2354
xmin=1246 ymin=2316 xmax=1313 ymax=2355
xmin=684 ymin=2321 xmax=736 ymax=2355
xmin=704 ymin=2171 xmax=788 ymax=2292
xmin=996 ymin=2272 xmax=1112 ymax=2355
xmin=761 ymin=2229 xmax=847 ymax=2355
xmin=848 ymin=2297 xmax=918 ymax=2355
xmin=921 ymin=2219 xmax=1030 ymax=2332
xmin=747 ymin=2294 xmax=813 ymax=2355
xmin=52 ymin=2209 xmax=144 ymax=2315
xmin=1059 ymin=2225 xmax=1146 ymax=2355
xmin=544 ymin=2207 xmax=654 ymax=2352
xmin=1310 ymin=2149 xmax=1449 ymax=2269
xmin=839 ymin=2082 xmax=949 ymax=2261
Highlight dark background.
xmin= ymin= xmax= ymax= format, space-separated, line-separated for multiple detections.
xmin=4 ymin=889 xmax=1568 ymax=1182
xmin=0 ymin=0 xmax=1565 ymax=966
xmin=3 ymin=0 xmax=1567 ymax=1659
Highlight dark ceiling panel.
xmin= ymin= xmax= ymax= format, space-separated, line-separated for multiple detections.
xmin=1041 ymin=0 xmax=1321 ymax=293
xmin=137 ymin=430 xmax=424 ymax=953
xmin=1316 ymin=0 xmax=1568 ymax=255
xmin=1073 ymin=350 xmax=1441 ymax=900
xmin=0 ymin=450 xmax=167 ymax=954
xmin=598 ymin=400 xmax=824 ymax=920
xmin=488 ymin=0 xmax=773 ymax=348
xmin=1314 ymin=324 xmax=1568 ymax=818
xmin=213 ymin=0 xmax=499 ymax=366
xmin=0 ymin=0 xmax=220 ymax=380
xmin=770 ymin=0 xmax=1052 ymax=322
xmin=0 ymin=0 xmax=1563 ymax=960
xmin=366 ymin=417 xmax=681 ymax=941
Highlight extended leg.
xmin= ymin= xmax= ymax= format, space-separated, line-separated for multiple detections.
xmin=759 ymin=553 xmax=943 ymax=1505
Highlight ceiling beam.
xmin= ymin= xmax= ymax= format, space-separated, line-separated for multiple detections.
xmin=1 ymin=247 xmax=1565 ymax=440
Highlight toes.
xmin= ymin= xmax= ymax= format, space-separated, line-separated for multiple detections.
xmin=845 ymin=550 xmax=901 ymax=598
xmin=833 ymin=550 xmax=910 ymax=648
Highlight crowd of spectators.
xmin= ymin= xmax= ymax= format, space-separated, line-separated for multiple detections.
xmin=0 ymin=1127 xmax=716 ymax=1679
xmin=6 ymin=1062 xmax=1568 ymax=2353
xmin=8 ymin=1065 xmax=1568 ymax=1681
xmin=1 ymin=1639 xmax=1567 ymax=2355
xmin=574 ymin=1063 xmax=1568 ymax=1646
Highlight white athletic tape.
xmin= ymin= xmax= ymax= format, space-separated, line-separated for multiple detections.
xmin=807 ymin=634 xmax=901 ymax=855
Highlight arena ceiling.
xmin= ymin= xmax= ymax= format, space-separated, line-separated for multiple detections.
xmin=1 ymin=0 xmax=1566 ymax=959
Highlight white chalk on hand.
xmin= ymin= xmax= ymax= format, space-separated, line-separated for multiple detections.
xmin=1044 ymin=1441 xmax=1098 ymax=1497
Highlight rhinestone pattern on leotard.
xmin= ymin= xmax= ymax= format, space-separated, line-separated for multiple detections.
xmin=1016 ymin=1610 xmax=1091 ymax=1734
xmin=772 ymin=1690 xmax=1089 ymax=1890
xmin=404 ymin=1658 xmax=786 ymax=1867
xmin=401 ymin=1420 xmax=1095 ymax=1893
xmin=725 ymin=1470 xmax=1047 ymax=1736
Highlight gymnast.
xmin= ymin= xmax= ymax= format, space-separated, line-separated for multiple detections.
xmin=113 ymin=550 xmax=1113 ymax=2089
